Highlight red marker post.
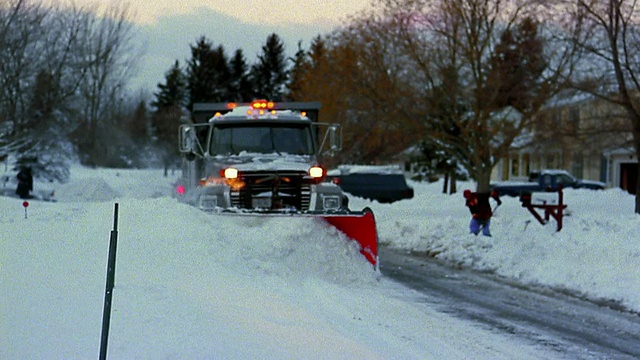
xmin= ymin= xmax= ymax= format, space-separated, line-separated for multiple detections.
xmin=22 ymin=201 xmax=29 ymax=219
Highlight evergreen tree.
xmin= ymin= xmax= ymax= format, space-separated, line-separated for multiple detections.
xmin=128 ymin=100 xmax=149 ymax=142
xmin=251 ymin=33 xmax=289 ymax=101
xmin=308 ymin=35 xmax=327 ymax=71
xmin=186 ymin=37 xmax=232 ymax=109
xmin=152 ymin=60 xmax=187 ymax=175
xmin=229 ymin=49 xmax=253 ymax=102
xmin=485 ymin=17 xmax=547 ymax=114
xmin=20 ymin=69 xmax=71 ymax=182
xmin=155 ymin=60 xmax=187 ymax=109
xmin=186 ymin=37 xmax=215 ymax=110
xmin=288 ymin=41 xmax=310 ymax=100
xmin=288 ymin=35 xmax=326 ymax=101
xmin=209 ymin=45 xmax=231 ymax=101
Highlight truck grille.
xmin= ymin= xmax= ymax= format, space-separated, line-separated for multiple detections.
xmin=230 ymin=171 xmax=311 ymax=211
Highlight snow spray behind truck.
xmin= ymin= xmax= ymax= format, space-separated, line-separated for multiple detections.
xmin=175 ymin=100 xmax=378 ymax=267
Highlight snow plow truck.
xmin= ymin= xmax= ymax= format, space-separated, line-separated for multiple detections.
xmin=175 ymin=100 xmax=378 ymax=267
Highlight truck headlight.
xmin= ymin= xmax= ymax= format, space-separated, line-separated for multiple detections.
xmin=223 ymin=167 xmax=239 ymax=179
xmin=309 ymin=165 xmax=324 ymax=178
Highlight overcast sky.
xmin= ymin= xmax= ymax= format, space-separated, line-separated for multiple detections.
xmin=125 ymin=0 xmax=371 ymax=26
xmin=49 ymin=0 xmax=372 ymax=94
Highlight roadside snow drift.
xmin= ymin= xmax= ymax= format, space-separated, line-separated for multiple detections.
xmin=2 ymin=165 xmax=638 ymax=359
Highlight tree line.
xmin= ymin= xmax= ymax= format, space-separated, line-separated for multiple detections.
xmin=288 ymin=0 xmax=640 ymax=212
xmin=0 ymin=0 xmax=144 ymax=180
xmin=2 ymin=0 xmax=640 ymax=213
xmin=0 ymin=0 xmax=298 ymax=179
xmin=151 ymin=33 xmax=293 ymax=173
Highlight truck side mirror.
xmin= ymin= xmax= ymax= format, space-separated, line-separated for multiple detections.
xmin=328 ymin=125 xmax=342 ymax=151
xmin=316 ymin=123 xmax=342 ymax=156
xmin=179 ymin=125 xmax=194 ymax=153
xmin=179 ymin=124 xmax=206 ymax=160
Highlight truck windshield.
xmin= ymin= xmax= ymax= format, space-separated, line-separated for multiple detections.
xmin=210 ymin=124 xmax=315 ymax=156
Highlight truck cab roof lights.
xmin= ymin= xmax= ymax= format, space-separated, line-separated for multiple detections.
xmin=247 ymin=109 xmax=275 ymax=116
xmin=210 ymin=101 xmax=308 ymax=120
xmin=251 ymin=100 xmax=275 ymax=110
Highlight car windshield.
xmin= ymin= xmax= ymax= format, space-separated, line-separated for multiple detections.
xmin=210 ymin=123 xmax=315 ymax=156
xmin=556 ymin=173 xmax=576 ymax=186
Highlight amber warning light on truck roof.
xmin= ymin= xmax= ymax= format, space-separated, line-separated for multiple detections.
xmin=251 ymin=100 xmax=275 ymax=109
xmin=213 ymin=100 xmax=309 ymax=118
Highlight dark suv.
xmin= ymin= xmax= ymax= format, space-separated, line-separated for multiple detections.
xmin=327 ymin=166 xmax=414 ymax=204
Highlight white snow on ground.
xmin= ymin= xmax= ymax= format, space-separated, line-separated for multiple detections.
xmin=2 ymin=165 xmax=638 ymax=358
xmin=365 ymin=181 xmax=640 ymax=312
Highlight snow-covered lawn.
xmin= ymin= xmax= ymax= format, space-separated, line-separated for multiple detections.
xmin=2 ymin=165 xmax=638 ymax=358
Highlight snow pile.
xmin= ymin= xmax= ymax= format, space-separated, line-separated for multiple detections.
xmin=354 ymin=182 xmax=640 ymax=312
xmin=122 ymin=201 xmax=378 ymax=285
xmin=54 ymin=168 xmax=173 ymax=201
xmin=55 ymin=177 xmax=119 ymax=201
xmin=3 ymin=164 xmax=639 ymax=358
xmin=328 ymin=164 xmax=405 ymax=175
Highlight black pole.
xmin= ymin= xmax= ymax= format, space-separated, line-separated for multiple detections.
xmin=100 ymin=203 xmax=119 ymax=360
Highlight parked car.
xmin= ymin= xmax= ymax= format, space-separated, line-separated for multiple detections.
xmin=327 ymin=165 xmax=414 ymax=204
xmin=490 ymin=169 xmax=606 ymax=197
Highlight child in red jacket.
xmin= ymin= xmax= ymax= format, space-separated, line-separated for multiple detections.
xmin=463 ymin=189 xmax=501 ymax=236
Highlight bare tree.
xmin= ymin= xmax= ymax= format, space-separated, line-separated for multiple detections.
xmin=0 ymin=1 xmax=79 ymax=180
xmin=1 ymin=0 xmax=142 ymax=174
xmin=23 ymin=4 xmax=97 ymax=172
xmin=371 ymin=0 xmax=577 ymax=192
xmin=291 ymin=0 xmax=577 ymax=187
xmin=288 ymin=18 xmax=425 ymax=165
xmin=75 ymin=1 xmax=138 ymax=164
xmin=565 ymin=0 xmax=640 ymax=213
xmin=0 ymin=0 xmax=49 ymax=144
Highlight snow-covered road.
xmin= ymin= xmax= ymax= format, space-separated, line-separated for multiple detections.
xmin=380 ymin=247 xmax=640 ymax=359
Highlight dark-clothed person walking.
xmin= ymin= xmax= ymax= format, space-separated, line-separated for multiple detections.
xmin=16 ymin=167 xmax=33 ymax=199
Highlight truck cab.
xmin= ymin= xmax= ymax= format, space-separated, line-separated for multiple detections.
xmin=177 ymin=100 xmax=348 ymax=213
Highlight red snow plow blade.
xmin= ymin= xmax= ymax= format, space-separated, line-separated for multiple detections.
xmin=213 ymin=207 xmax=379 ymax=268
xmin=321 ymin=207 xmax=378 ymax=268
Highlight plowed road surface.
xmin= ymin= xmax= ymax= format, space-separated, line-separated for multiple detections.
xmin=379 ymin=247 xmax=640 ymax=359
